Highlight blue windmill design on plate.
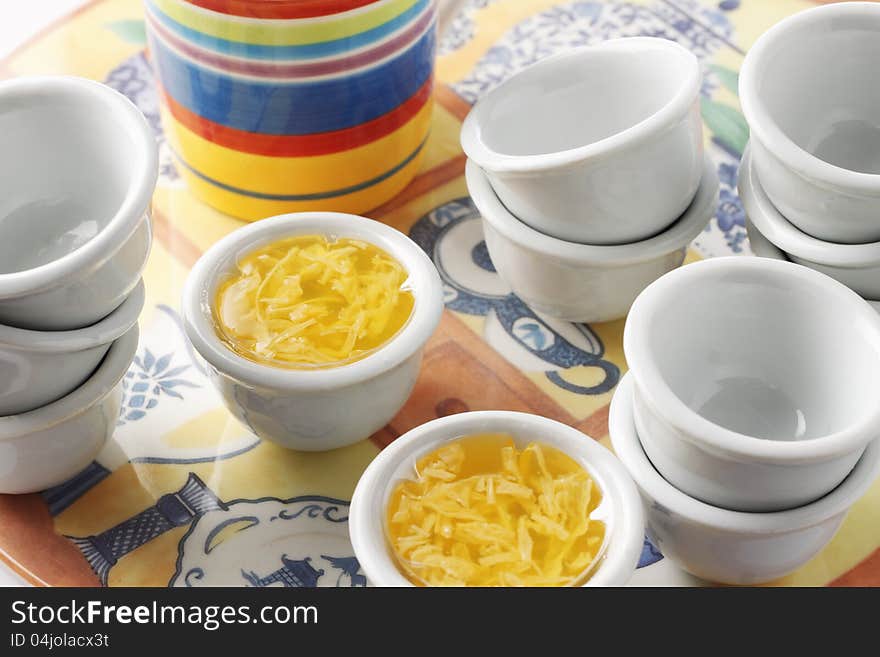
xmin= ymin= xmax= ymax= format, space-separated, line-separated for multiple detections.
xmin=410 ymin=197 xmax=619 ymax=395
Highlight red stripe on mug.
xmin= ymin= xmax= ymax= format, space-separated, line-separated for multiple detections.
xmin=183 ymin=0 xmax=382 ymax=20
xmin=159 ymin=75 xmax=434 ymax=156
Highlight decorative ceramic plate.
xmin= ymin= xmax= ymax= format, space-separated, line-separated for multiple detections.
xmin=0 ymin=0 xmax=877 ymax=588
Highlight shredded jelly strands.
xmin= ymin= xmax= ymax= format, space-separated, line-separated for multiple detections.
xmin=386 ymin=434 xmax=606 ymax=587
xmin=214 ymin=234 xmax=415 ymax=368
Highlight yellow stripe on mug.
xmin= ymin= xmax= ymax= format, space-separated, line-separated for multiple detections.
xmin=173 ymin=146 xmax=428 ymax=221
xmin=152 ymin=0 xmax=422 ymax=47
xmin=159 ymin=98 xmax=432 ymax=195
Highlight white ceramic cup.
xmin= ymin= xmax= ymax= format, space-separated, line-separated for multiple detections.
xmin=466 ymin=155 xmax=717 ymax=323
xmin=0 ymin=76 xmax=156 ymax=330
xmin=610 ymin=374 xmax=880 ymax=585
xmin=460 ymin=37 xmax=703 ymax=245
xmin=182 ymin=213 xmax=443 ymax=452
xmin=0 ymin=325 xmax=138 ymax=494
xmin=624 ymin=256 xmax=880 ymax=512
xmin=0 ymin=280 xmax=144 ymax=416
xmin=349 ymin=410 xmax=645 ymax=587
xmin=739 ymin=2 xmax=880 ymax=244
xmin=746 ymin=218 xmax=880 ymax=315
xmin=739 ymin=146 xmax=880 ymax=300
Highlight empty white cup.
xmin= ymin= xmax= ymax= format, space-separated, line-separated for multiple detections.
xmin=461 ymin=37 xmax=702 ymax=245
xmin=0 ymin=76 xmax=156 ymax=330
xmin=624 ymin=257 xmax=880 ymax=512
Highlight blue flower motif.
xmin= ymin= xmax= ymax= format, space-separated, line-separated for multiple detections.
xmin=119 ymin=349 xmax=200 ymax=425
xmin=717 ymin=162 xmax=739 ymax=188
xmin=716 ymin=187 xmax=745 ymax=233
xmin=726 ymin=227 xmax=747 ymax=254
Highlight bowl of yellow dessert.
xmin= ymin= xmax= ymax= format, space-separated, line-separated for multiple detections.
xmin=182 ymin=212 xmax=444 ymax=451
xmin=349 ymin=411 xmax=645 ymax=586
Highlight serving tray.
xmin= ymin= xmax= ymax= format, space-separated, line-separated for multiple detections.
xmin=0 ymin=0 xmax=877 ymax=587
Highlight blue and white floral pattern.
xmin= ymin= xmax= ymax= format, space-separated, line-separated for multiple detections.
xmin=439 ymin=0 xmax=501 ymax=55
xmin=451 ymin=1 xmax=731 ymax=103
xmin=119 ymin=348 xmax=199 ymax=424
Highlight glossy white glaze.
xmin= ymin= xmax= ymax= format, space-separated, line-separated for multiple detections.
xmin=0 ymin=76 xmax=156 ymax=330
xmin=461 ymin=37 xmax=703 ymax=245
xmin=624 ymin=257 xmax=880 ymax=511
xmin=0 ymin=326 xmax=138 ymax=494
xmin=740 ymin=3 xmax=880 ymax=244
xmin=0 ymin=281 xmax=143 ymax=416
xmin=746 ymin=217 xmax=880 ymax=315
xmin=466 ymin=156 xmax=717 ymax=322
xmin=349 ymin=410 xmax=645 ymax=587
xmin=182 ymin=212 xmax=444 ymax=452
xmin=739 ymin=148 xmax=880 ymax=299
xmin=610 ymin=375 xmax=880 ymax=585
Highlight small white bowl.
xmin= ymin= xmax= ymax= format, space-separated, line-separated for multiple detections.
xmin=747 ymin=218 xmax=880 ymax=315
xmin=182 ymin=212 xmax=443 ymax=452
xmin=0 ymin=280 xmax=144 ymax=416
xmin=461 ymin=37 xmax=703 ymax=245
xmin=466 ymin=155 xmax=717 ymax=323
xmin=0 ymin=324 xmax=138 ymax=494
xmin=739 ymin=3 xmax=880 ymax=244
xmin=739 ymin=147 xmax=880 ymax=299
xmin=624 ymin=256 xmax=880 ymax=511
xmin=349 ymin=410 xmax=645 ymax=587
xmin=0 ymin=76 xmax=156 ymax=330
xmin=610 ymin=374 xmax=880 ymax=585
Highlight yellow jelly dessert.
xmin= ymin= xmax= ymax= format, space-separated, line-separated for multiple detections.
xmin=214 ymin=234 xmax=414 ymax=368
xmin=386 ymin=433 xmax=606 ymax=587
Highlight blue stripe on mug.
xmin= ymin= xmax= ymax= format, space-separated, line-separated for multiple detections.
xmin=172 ymin=136 xmax=429 ymax=200
xmin=150 ymin=25 xmax=435 ymax=135
xmin=144 ymin=0 xmax=431 ymax=61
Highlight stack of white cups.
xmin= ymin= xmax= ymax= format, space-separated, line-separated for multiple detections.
xmin=0 ymin=76 xmax=156 ymax=494
xmin=738 ymin=3 xmax=880 ymax=313
xmin=610 ymin=258 xmax=880 ymax=585
xmin=461 ymin=37 xmax=718 ymax=324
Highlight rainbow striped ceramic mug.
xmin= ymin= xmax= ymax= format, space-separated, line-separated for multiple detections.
xmin=145 ymin=0 xmax=462 ymax=220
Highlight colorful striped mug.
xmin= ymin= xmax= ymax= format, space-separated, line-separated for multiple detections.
xmin=145 ymin=0 xmax=463 ymax=220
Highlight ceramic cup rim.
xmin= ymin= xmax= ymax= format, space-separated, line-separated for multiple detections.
xmin=0 ymin=324 xmax=139 ymax=438
xmin=349 ymin=410 xmax=645 ymax=587
xmin=0 ymin=77 xmax=157 ymax=299
xmin=466 ymin=155 xmax=718 ymax=264
xmin=0 ymin=280 xmax=144 ymax=352
xmin=610 ymin=374 xmax=880 ymax=533
xmin=182 ymin=212 xmax=443 ymax=391
xmin=739 ymin=2 xmax=880 ymax=195
xmin=624 ymin=256 xmax=880 ymax=463
xmin=739 ymin=146 xmax=880 ymax=266
xmin=460 ymin=37 xmax=700 ymax=175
